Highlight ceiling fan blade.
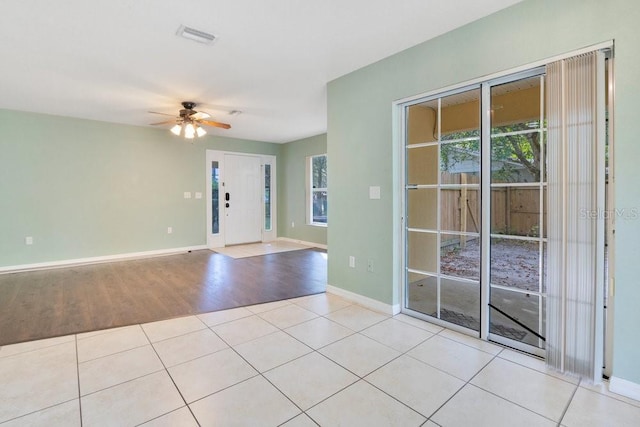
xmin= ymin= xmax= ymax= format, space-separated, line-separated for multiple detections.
xmin=191 ymin=111 xmax=211 ymax=120
xmin=148 ymin=111 xmax=176 ymax=117
xmin=200 ymin=119 xmax=231 ymax=130
xmin=150 ymin=120 xmax=176 ymax=126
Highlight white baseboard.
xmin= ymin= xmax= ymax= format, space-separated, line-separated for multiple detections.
xmin=277 ymin=237 xmax=327 ymax=250
xmin=610 ymin=376 xmax=640 ymax=401
xmin=326 ymin=284 xmax=400 ymax=315
xmin=0 ymin=245 xmax=208 ymax=274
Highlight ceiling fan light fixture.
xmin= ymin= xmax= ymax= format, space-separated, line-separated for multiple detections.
xmin=170 ymin=124 xmax=182 ymax=136
xmin=184 ymin=123 xmax=196 ymax=138
xmin=176 ymin=25 xmax=217 ymax=44
xmin=150 ymin=102 xmax=230 ymax=139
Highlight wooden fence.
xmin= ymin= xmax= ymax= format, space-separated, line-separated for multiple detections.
xmin=439 ymin=172 xmax=545 ymax=239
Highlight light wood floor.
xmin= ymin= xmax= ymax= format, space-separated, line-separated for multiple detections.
xmin=0 ymin=248 xmax=327 ymax=346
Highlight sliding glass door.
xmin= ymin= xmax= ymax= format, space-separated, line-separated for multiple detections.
xmin=405 ymin=88 xmax=482 ymax=332
xmin=404 ymin=71 xmax=547 ymax=354
xmin=403 ymin=48 xmax=610 ymax=377
xmin=486 ymin=73 xmax=547 ymax=354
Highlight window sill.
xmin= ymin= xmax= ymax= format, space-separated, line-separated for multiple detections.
xmin=309 ymin=222 xmax=328 ymax=228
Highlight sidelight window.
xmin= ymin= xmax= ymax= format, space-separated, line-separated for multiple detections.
xmin=307 ymin=154 xmax=328 ymax=225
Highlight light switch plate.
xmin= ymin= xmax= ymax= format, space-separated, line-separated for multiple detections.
xmin=184 ymin=192 xmax=192 ymax=199
xmin=369 ymin=186 xmax=381 ymax=199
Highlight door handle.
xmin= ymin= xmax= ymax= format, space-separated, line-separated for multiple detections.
xmin=225 ymin=192 xmax=230 ymax=201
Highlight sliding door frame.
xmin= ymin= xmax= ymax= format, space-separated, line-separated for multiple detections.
xmin=394 ymin=40 xmax=613 ymax=360
xmin=483 ymin=67 xmax=546 ymax=357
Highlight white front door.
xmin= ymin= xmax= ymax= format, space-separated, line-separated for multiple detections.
xmin=206 ymin=150 xmax=277 ymax=249
xmin=224 ymin=154 xmax=262 ymax=245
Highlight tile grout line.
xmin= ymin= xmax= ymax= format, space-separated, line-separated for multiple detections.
xmin=280 ymin=320 xmax=357 ymax=352
xmin=177 ymin=328 xmax=286 ymax=419
xmin=259 ymin=367 xmax=310 ymax=422
xmin=77 ymin=342 xmax=151 ymax=365
xmin=213 ymin=316 xmax=312 ymax=418
xmin=300 ymin=348 xmax=418 ymax=423
xmin=277 ymin=413 xmax=321 ymax=427
xmin=139 ymin=323 xmax=203 ymax=427
xmin=432 ymin=329 xmax=503 ymax=357
xmin=0 ymin=336 xmax=77 ymax=359
xmin=495 ymin=350 xmax=581 ymax=387
xmin=575 ymin=381 xmax=640 ymax=409
xmin=460 ymin=351 xmax=563 ymax=424
xmin=211 ymin=303 xmax=370 ymax=426
xmin=276 ymin=348 xmax=361 ymax=421
xmin=420 ymin=349 xmax=503 ymax=424
xmin=353 ymin=326 xmax=473 ymax=422
xmin=466 ymin=348 xmax=586 ymax=423
xmin=78 ymin=319 xmax=206 ymax=420
xmin=78 ymin=368 xmax=166 ymax=400
xmin=296 ymin=322 xmax=433 ymax=422
xmin=74 ymin=334 xmax=84 ymax=427
xmin=185 ymin=374 xmax=262 ymax=409
xmin=422 ymin=327 xmax=587 ymax=418
xmin=361 ymin=366 xmax=432 ymax=423
xmin=0 ymin=398 xmax=81 ymax=425
xmin=556 ymin=377 xmax=581 ymax=427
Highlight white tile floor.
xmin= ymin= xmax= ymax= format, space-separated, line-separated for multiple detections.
xmin=1 ymin=293 xmax=639 ymax=426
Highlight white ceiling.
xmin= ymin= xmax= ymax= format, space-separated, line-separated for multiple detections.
xmin=0 ymin=0 xmax=522 ymax=143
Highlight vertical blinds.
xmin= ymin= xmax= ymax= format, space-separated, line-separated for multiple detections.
xmin=546 ymin=51 xmax=606 ymax=381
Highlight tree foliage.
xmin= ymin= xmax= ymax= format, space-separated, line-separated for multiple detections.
xmin=312 ymin=155 xmax=327 ymax=188
xmin=441 ymin=123 xmax=543 ymax=183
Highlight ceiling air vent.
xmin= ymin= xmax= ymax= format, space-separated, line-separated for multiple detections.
xmin=176 ymin=25 xmax=217 ymax=44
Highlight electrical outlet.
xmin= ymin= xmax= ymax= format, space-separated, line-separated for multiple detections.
xmin=195 ymin=192 xmax=202 ymax=199
xmin=25 ymin=236 xmax=33 ymax=245
xmin=349 ymin=256 xmax=356 ymax=268
xmin=167 ymin=227 xmax=173 ymax=234
xmin=367 ymin=259 xmax=374 ymax=272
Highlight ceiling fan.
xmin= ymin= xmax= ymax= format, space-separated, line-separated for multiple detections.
xmin=149 ymin=101 xmax=231 ymax=139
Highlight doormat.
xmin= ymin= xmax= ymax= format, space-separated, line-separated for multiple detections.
xmin=212 ymin=241 xmax=313 ymax=259
xmin=434 ymin=309 xmax=528 ymax=341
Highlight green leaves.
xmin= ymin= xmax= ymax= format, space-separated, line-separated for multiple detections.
xmin=441 ymin=123 xmax=544 ymax=183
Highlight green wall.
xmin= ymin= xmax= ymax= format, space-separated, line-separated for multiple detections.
xmin=327 ymin=0 xmax=640 ymax=385
xmin=278 ymin=133 xmax=327 ymax=246
xmin=0 ymin=109 xmax=280 ymax=267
